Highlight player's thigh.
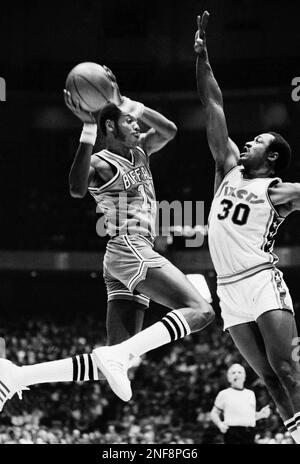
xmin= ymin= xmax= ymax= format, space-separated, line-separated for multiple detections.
xmin=229 ymin=322 xmax=277 ymax=378
xmin=257 ymin=310 xmax=299 ymax=365
xmin=106 ymin=299 xmax=146 ymax=345
xmin=135 ymin=262 xmax=209 ymax=309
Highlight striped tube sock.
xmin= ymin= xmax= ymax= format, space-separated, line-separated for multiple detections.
xmin=293 ymin=412 xmax=300 ymax=444
xmin=284 ymin=417 xmax=300 ymax=444
xmin=71 ymin=354 xmax=101 ymax=381
xmin=119 ymin=310 xmax=192 ymax=358
xmin=294 ymin=412 xmax=300 ymax=426
xmin=18 ymin=353 xmax=103 ymax=387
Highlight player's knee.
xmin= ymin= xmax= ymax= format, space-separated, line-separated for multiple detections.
xmin=202 ymin=303 xmax=215 ymax=325
xmin=191 ymin=302 xmax=215 ymax=329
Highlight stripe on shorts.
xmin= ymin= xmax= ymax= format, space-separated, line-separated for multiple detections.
xmin=123 ymin=235 xmax=143 ymax=261
xmin=271 ymin=271 xmax=282 ymax=308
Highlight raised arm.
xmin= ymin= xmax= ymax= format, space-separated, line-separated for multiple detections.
xmin=65 ymin=90 xmax=114 ymax=198
xmin=64 ymin=90 xmax=98 ymax=198
xmin=103 ymin=66 xmax=177 ymax=156
xmin=194 ymin=12 xmax=240 ymax=182
xmin=138 ymin=107 xmax=177 ymax=156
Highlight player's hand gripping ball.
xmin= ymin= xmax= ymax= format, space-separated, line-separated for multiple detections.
xmin=65 ymin=62 xmax=114 ymax=112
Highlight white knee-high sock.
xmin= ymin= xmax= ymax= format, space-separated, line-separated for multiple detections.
xmin=18 ymin=353 xmax=102 ymax=387
xmin=293 ymin=412 xmax=300 ymax=444
xmin=118 ymin=310 xmax=192 ymax=357
xmin=284 ymin=417 xmax=300 ymax=444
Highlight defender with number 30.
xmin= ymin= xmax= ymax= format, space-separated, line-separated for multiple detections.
xmin=195 ymin=11 xmax=300 ymax=443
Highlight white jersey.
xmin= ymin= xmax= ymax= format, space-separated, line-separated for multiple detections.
xmin=214 ymin=387 xmax=256 ymax=427
xmin=208 ymin=166 xmax=285 ymax=285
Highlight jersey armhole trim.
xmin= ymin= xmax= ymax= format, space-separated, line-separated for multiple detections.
xmin=214 ymin=165 xmax=241 ymax=197
xmin=265 ymin=179 xmax=285 ymax=220
xmin=88 ymin=154 xmax=120 ymax=193
xmin=224 ymin=164 xmax=240 ymax=178
xmin=135 ymin=144 xmax=149 ymax=161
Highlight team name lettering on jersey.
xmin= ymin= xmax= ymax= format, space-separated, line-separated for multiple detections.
xmin=218 ymin=181 xmax=265 ymax=204
xmin=123 ymin=166 xmax=152 ymax=190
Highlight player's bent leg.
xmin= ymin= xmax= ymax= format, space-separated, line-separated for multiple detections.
xmin=257 ymin=310 xmax=300 ymax=417
xmin=106 ymin=300 xmax=146 ymax=345
xmin=93 ymin=263 xmax=214 ymax=402
xmin=229 ymin=322 xmax=294 ymax=422
xmin=135 ymin=262 xmax=214 ymax=331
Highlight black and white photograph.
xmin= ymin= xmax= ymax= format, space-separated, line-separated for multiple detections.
xmin=1 ymin=0 xmax=300 ymax=453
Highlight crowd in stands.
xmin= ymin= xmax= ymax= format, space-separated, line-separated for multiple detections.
xmin=0 ymin=309 xmax=294 ymax=444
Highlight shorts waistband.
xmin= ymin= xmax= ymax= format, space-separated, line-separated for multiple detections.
xmin=217 ymin=263 xmax=275 ymax=286
xmin=109 ymin=234 xmax=155 ymax=246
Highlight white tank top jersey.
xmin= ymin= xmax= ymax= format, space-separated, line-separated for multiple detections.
xmin=88 ymin=146 xmax=157 ymax=240
xmin=208 ymin=166 xmax=285 ymax=285
xmin=214 ymin=387 xmax=256 ymax=427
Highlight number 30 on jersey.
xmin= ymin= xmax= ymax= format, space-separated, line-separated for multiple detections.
xmin=217 ymin=200 xmax=250 ymax=226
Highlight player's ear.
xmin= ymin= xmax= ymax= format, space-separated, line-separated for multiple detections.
xmin=267 ymin=151 xmax=279 ymax=163
xmin=105 ymin=119 xmax=115 ymax=133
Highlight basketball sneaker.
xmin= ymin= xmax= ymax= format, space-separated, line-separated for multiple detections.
xmin=0 ymin=359 xmax=29 ymax=412
xmin=92 ymin=346 xmax=132 ymax=402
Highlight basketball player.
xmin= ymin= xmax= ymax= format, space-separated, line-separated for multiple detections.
xmin=194 ymin=11 xmax=300 ymax=443
xmin=0 ymin=67 xmax=214 ymax=410
xmin=211 ymin=364 xmax=270 ymax=444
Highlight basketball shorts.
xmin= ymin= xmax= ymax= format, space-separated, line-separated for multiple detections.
xmin=217 ymin=268 xmax=294 ymax=330
xmin=103 ymin=234 xmax=169 ymax=307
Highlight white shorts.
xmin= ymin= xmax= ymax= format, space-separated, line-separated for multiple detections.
xmin=217 ymin=268 xmax=294 ymax=330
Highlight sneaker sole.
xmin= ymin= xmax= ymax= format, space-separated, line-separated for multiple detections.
xmin=93 ymin=350 xmax=132 ymax=402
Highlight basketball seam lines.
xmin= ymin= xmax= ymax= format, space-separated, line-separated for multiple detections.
xmin=72 ymin=75 xmax=109 ymax=111
xmin=79 ymin=74 xmax=111 ymax=104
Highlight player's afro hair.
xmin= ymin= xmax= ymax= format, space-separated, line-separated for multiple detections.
xmin=267 ymin=132 xmax=292 ymax=173
xmin=99 ymin=103 xmax=122 ymax=135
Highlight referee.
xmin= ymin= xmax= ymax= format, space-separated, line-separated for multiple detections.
xmin=210 ymin=364 xmax=270 ymax=444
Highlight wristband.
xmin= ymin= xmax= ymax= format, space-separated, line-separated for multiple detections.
xmin=117 ymin=96 xmax=145 ymax=119
xmin=79 ymin=123 xmax=97 ymax=145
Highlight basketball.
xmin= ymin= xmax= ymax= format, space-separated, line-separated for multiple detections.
xmin=65 ymin=62 xmax=114 ymax=112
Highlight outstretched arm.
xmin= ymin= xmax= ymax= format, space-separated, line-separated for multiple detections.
xmin=195 ymin=12 xmax=239 ymax=184
xmin=103 ymin=66 xmax=177 ymax=156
